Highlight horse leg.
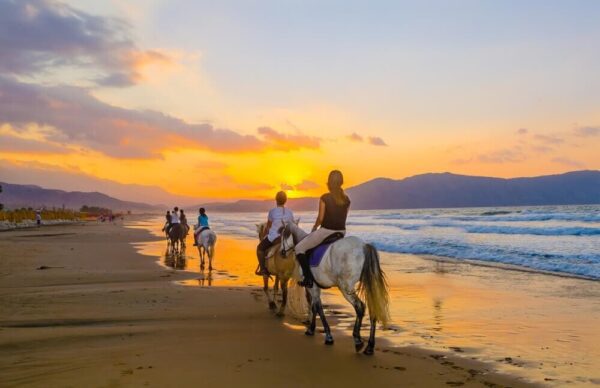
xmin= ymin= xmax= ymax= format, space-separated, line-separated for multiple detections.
xmin=276 ymin=278 xmax=288 ymax=317
xmin=364 ymin=317 xmax=377 ymax=355
xmin=309 ymin=288 xmax=333 ymax=345
xmin=304 ymin=290 xmax=317 ymax=336
xmin=316 ymin=298 xmax=334 ymax=345
xmin=341 ymin=289 xmax=366 ymax=352
xmin=199 ymin=247 xmax=205 ymax=269
xmin=208 ymin=245 xmax=213 ymax=270
xmin=273 ymin=276 xmax=280 ymax=299
xmin=264 ymin=276 xmax=276 ymax=310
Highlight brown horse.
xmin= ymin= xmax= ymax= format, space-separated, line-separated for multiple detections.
xmin=168 ymin=223 xmax=186 ymax=252
xmin=256 ymin=222 xmax=297 ymax=317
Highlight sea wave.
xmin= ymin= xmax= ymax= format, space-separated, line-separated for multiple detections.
xmin=365 ymin=235 xmax=600 ymax=280
xmin=386 ymin=223 xmax=600 ymax=236
xmin=373 ymin=210 xmax=600 ymax=223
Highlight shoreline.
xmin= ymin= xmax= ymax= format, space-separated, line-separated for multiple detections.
xmin=0 ymin=220 xmax=539 ymax=387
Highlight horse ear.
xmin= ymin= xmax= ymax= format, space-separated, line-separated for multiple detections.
xmin=295 ymin=218 xmax=300 ymax=225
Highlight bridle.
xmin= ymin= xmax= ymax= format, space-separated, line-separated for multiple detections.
xmin=280 ymin=222 xmax=296 ymax=257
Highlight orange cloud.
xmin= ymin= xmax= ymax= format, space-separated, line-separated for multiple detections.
xmin=257 ymin=126 xmax=321 ymax=151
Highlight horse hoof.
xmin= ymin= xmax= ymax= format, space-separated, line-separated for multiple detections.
xmin=275 ymin=311 xmax=285 ymax=318
xmin=304 ymin=330 xmax=315 ymax=336
xmin=363 ymin=347 xmax=374 ymax=356
xmin=268 ymin=302 xmax=277 ymax=310
xmin=325 ymin=337 xmax=334 ymax=346
xmin=355 ymin=341 xmax=365 ymax=353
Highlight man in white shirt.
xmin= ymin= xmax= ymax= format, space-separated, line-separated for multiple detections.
xmin=256 ymin=191 xmax=294 ymax=276
xmin=166 ymin=207 xmax=180 ymax=235
xmin=170 ymin=207 xmax=180 ymax=224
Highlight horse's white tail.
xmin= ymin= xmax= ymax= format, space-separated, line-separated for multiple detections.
xmin=358 ymin=244 xmax=390 ymax=326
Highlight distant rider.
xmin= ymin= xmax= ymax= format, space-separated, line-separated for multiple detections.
xmin=194 ymin=208 xmax=210 ymax=246
xmin=167 ymin=207 xmax=180 ymax=234
xmin=162 ymin=210 xmax=172 ymax=233
xmin=180 ymin=209 xmax=190 ymax=236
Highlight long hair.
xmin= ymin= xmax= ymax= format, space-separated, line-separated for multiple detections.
xmin=327 ymin=170 xmax=348 ymax=206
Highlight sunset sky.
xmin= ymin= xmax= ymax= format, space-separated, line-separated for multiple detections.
xmin=1 ymin=0 xmax=599 ymax=204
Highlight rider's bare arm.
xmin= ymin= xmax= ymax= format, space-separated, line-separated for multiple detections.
xmin=312 ymin=199 xmax=326 ymax=232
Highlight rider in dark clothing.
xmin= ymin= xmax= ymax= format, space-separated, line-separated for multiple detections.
xmin=296 ymin=170 xmax=350 ymax=288
xmin=163 ymin=211 xmax=172 ymax=233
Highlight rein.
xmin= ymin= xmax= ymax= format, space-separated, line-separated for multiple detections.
xmin=280 ymin=223 xmax=296 ymax=257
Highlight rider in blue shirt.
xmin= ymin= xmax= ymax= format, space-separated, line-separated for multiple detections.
xmin=194 ymin=208 xmax=210 ymax=246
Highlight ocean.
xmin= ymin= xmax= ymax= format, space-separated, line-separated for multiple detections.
xmin=209 ymin=204 xmax=600 ymax=280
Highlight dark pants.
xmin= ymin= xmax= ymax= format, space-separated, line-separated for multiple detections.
xmin=256 ymin=238 xmax=274 ymax=273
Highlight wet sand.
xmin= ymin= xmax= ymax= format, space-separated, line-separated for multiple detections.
xmin=0 ymin=220 xmax=536 ymax=387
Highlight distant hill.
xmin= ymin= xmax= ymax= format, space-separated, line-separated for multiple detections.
xmin=0 ymin=182 xmax=157 ymax=212
xmin=346 ymin=170 xmax=600 ymax=209
xmin=3 ymin=170 xmax=599 ymax=213
xmin=193 ymin=170 xmax=600 ymax=212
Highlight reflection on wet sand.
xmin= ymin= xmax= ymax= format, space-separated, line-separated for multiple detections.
xmin=196 ymin=269 xmax=213 ymax=287
xmin=164 ymin=245 xmax=187 ymax=270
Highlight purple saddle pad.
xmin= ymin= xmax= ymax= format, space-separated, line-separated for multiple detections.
xmin=309 ymin=243 xmax=333 ymax=267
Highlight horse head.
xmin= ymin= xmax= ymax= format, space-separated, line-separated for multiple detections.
xmin=256 ymin=222 xmax=267 ymax=240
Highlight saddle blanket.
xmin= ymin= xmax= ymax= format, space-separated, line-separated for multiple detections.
xmin=309 ymin=242 xmax=334 ymax=267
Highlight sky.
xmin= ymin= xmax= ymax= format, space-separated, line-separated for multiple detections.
xmin=1 ymin=0 xmax=599 ymax=204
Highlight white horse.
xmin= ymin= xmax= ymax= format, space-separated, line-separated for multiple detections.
xmin=195 ymin=228 xmax=217 ymax=270
xmin=282 ymin=222 xmax=390 ymax=355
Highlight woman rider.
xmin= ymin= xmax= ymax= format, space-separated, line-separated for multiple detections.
xmin=180 ymin=209 xmax=190 ymax=236
xmin=256 ymin=191 xmax=295 ymax=276
xmin=162 ymin=210 xmax=171 ymax=233
xmin=193 ymin=208 xmax=210 ymax=246
xmin=296 ymin=170 xmax=350 ymax=288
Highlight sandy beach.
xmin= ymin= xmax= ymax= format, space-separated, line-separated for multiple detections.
xmin=0 ymin=219 xmax=541 ymax=387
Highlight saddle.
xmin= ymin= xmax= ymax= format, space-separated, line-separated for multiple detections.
xmin=307 ymin=232 xmax=344 ymax=267
xmin=194 ymin=226 xmax=210 ymax=236
xmin=265 ymin=236 xmax=282 ymax=259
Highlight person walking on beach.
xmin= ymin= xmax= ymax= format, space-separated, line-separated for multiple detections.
xmin=193 ymin=208 xmax=210 ymax=246
xmin=35 ymin=210 xmax=42 ymax=227
xmin=256 ymin=191 xmax=294 ymax=276
xmin=295 ymin=170 xmax=350 ymax=288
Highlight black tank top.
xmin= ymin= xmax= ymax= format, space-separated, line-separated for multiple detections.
xmin=320 ymin=193 xmax=350 ymax=230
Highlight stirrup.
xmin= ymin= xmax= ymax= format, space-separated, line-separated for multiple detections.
xmin=255 ymin=269 xmax=269 ymax=276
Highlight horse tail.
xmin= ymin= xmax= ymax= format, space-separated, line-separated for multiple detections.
xmin=207 ymin=232 xmax=217 ymax=258
xmin=358 ymin=243 xmax=390 ymax=326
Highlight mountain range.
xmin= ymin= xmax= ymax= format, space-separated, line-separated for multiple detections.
xmin=195 ymin=170 xmax=600 ymax=211
xmin=0 ymin=182 xmax=156 ymax=212
xmin=1 ymin=170 xmax=599 ymax=212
